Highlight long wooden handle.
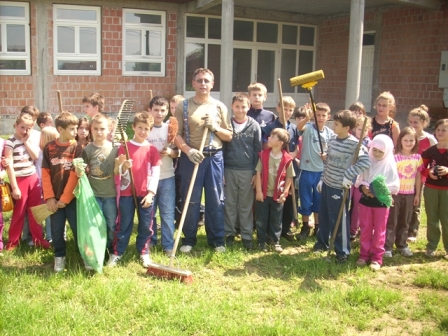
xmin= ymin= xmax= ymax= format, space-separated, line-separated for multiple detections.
xmin=120 ymin=128 xmax=140 ymax=220
xmin=57 ymin=90 xmax=63 ymax=113
xmin=307 ymin=90 xmax=324 ymax=154
xmin=170 ymin=127 xmax=208 ymax=267
xmin=327 ymin=117 xmax=368 ymax=257
xmin=277 ymin=79 xmax=299 ymax=225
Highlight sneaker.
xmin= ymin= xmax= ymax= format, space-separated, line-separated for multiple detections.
xmin=425 ymin=249 xmax=435 ymax=257
xmin=400 ymin=247 xmax=413 ymax=257
xmin=242 ymin=239 xmax=253 ymax=250
xmin=164 ymin=249 xmax=173 ymax=257
xmin=336 ymin=255 xmax=347 ymax=264
xmin=54 ymin=256 xmax=66 ymax=272
xmin=83 ymin=260 xmax=94 ymax=271
xmin=384 ymin=251 xmax=393 ymax=258
xmin=225 ymin=235 xmax=235 ymax=246
xmin=27 ymin=240 xmax=35 ymax=246
xmin=349 ymin=234 xmax=357 ymax=241
xmin=274 ymin=244 xmax=283 ymax=253
xmin=215 ymin=246 xmax=226 ymax=253
xmin=313 ymin=249 xmax=323 ymax=255
xmin=5 ymin=244 xmax=16 ymax=251
xmin=140 ymin=254 xmax=153 ymax=268
xmin=281 ymin=232 xmax=295 ymax=242
xmin=259 ymin=243 xmax=268 ymax=252
xmin=370 ymin=261 xmax=381 ymax=271
xmin=295 ymin=224 xmax=311 ymax=240
xmin=356 ymin=259 xmax=367 ymax=266
xmin=407 ymin=237 xmax=417 ymax=243
xmin=180 ymin=245 xmax=192 ymax=253
xmin=106 ymin=254 xmax=121 ymax=267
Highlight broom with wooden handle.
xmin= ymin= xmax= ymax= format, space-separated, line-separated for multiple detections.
xmin=57 ymin=90 xmax=63 ymax=113
xmin=277 ymin=78 xmax=299 ymax=232
xmin=327 ymin=116 xmax=368 ymax=259
xmin=31 ymin=204 xmax=55 ymax=224
xmin=146 ymin=126 xmax=208 ymax=283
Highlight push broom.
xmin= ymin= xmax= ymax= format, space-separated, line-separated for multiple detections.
xmin=146 ymin=125 xmax=208 ymax=284
xmin=290 ymin=70 xmax=325 ymax=233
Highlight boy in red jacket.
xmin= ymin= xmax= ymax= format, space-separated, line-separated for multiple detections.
xmin=255 ymin=128 xmax=294 ymax=252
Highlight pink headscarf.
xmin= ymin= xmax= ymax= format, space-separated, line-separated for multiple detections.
xmin=356 ymin=134 xmax=400 ymax=195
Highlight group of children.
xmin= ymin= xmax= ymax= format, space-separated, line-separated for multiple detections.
xmin=1 ymin=86 xmax=447 ymax=273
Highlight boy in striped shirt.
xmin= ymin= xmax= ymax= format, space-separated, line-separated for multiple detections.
xmin=313 ymin=110 xmax=370 ymax=263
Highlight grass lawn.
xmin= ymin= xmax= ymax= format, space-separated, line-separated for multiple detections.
xmin=1 ymin=205 xmax=448 ymax=335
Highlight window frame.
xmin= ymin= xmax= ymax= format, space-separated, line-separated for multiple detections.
xmin=0 ymin=1 xmax=30 ymax=75
xmin=122 ymin=8 xmax=166 ymax=77
xmin=184 ymin=14 xmax=317 ymax=105
xmin=53 ymin=4 xmax=101 ymax=76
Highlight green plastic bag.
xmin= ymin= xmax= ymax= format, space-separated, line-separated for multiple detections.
xmin=73 ymin=159 xmax=107 ymax=273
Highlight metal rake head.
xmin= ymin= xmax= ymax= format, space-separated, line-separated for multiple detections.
xmin=113 ymin=100 xmax=136 ymax=144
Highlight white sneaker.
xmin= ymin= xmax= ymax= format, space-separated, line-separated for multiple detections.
xmin=140 ymin=254 xmax=153 ymax=268
xmin=400 ymin=247 xmax=413 ymax=257
xmin=384 ymin=251 xmax=393 ymax=258
xmin=370 ymin=261 xmax=381 ymax=271
xmin=180 ymin=245 xmax=192 ymax=253
xmin=83 ymin=259 xmax=94 ymax=271
xmin=215 ymin=246 xmax=226 ymax=253
xmin=106 ymin=254 xmax=121 ymax=267
xmin=54 ymin=256 xmax=66 ymax=272
xmin=425 ymin=250 xmax=435 ymax=257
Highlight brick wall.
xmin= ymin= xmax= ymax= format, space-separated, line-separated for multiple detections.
xmin=0 ymin=2 xmax=178 ymax=133
xmin=316 ymin=6 xmax=448 ymax=123
xmin=47 ymin=7 xmax=178 ymax=115
xmin=315 ymin=16 xmax=350 ymax=113
xmin=379 ymin=6 xmax=448 ymax=122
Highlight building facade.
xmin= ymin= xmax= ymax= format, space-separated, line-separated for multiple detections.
xmin=0 ymin=0 xmax=447 ymax=133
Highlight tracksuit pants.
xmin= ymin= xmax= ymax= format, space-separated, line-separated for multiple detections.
xmin=6 ymin=174 xmax=49 ymax=249
xmin=314 ymin=183 xmax=350 ymax=258
xmin=358 ymin=204 xmax=389 ymax=265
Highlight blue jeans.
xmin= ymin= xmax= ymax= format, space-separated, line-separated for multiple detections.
xmin=151 ymin=177 xmax=175 ymax=251
xmin=179 ymin=152 xmax=225 ymax=247
xmin=51 ymin=198 xmax=77 ymax=257
xmin=255 ymin=197 xmax=283 ymax=245
xmin=113 ymin=195 xmax=155 ymax=256
xmin=95 ymin=196 xmax=117 ymax=252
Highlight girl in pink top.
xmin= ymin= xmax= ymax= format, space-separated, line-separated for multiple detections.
xmin=407 ymin=105 xmax=437 ymax=241
xmin=384 ymin=128 xmax=423 ymax=258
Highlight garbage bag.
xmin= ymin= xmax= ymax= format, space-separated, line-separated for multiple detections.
xmin=73 ymin=159 xmax=107 ymax=273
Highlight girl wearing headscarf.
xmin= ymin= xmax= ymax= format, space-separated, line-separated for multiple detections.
xmin=355 ymin=135 xmax=400 ymax=271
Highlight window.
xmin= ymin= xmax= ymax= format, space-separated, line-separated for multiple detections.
xmin=0 ymin=1 xmax=30 ymax=75
xmin=123 ymin=9 xmax=166 ymax=77
xmin=185 ymin=15 xmax=317 ymax=105
xmin=53 ymin=4 xmax=101 ymax=75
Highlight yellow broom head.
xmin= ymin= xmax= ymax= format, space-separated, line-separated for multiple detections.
xmin=31 ymin=204 xmax=54 ymax=223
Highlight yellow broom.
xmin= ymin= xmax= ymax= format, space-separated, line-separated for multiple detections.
xmin=31 ymin=204 xmax=54 ymax=224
